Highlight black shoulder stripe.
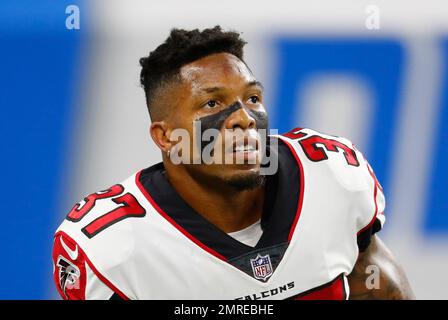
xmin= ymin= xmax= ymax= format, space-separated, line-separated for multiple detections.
xmin=357 ymin=218 xmax=382 ymax=252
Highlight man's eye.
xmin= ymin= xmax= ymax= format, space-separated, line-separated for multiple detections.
xmin=206 ymin=100 xmax=218 ymax=108
xmin=248 ymin=96 xmax=259 ymax=104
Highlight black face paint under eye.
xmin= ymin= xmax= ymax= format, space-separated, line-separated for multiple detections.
xmin=196 ymin=101 xmax=243 ymax=133
xmin=193 ymin=102 xmax=242 ymax=156
xmin=195 ymin=101 xmax=268 ymax=133
xmin=193 ymin=101 xmax=269 ymax=157
xmin=246 ymin=108 xmax=268 ymax=131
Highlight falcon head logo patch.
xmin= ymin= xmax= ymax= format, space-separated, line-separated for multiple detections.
xmin=53 ymin=234 xmax=87 ymax=299
xmin=250 ymin=254 xmax=273 ymax=281
xmin=56 ymin=255 xmax=81 ymax=297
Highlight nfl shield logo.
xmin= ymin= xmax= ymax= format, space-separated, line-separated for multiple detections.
xmin=250 ymin=254 xmax=273 ymax=281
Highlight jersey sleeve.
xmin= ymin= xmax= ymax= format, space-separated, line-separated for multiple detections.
xmin=353 ymin=147 xmax=386 ymax=252
xmin=279 ymin=128 xmax=386 ymax=253
xmin=52 ymin=232 xmax=125 ymax=300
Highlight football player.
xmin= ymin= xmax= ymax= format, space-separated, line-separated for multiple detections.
xmin=52 ymin=26 xmax=414 ymax=300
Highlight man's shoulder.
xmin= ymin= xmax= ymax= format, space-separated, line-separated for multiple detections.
xmin=54 ymin=170 xmax=151 ymax=264
xmin=275 ymin=127 xmax=386 ymax=245
xmin=274 ymin=127 xmax=356 ymax=150
xmin=274 ymin=127 xmax=378 ymax=194
xmin=52 ymin=167 xmax=173 ymax=299
xmin=272 ymin=127 xmax=363 ymax=169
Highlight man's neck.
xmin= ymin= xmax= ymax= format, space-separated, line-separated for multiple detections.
xmin=164 ymin=164 xmax=265 ymax=233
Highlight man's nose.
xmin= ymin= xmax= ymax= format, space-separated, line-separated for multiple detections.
xmin=224 ymin=104 xmax=256 ymax=130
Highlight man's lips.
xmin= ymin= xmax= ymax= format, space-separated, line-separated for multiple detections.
xmin=224 ymin=131 xmax=261 ymax=154
xmin=225 ymin=133 xmax=261 ymax=165
xmin=231 ymin=138 xmax=258 ymax=154
xmin=233 ymin=144 xmax=257 ymax=153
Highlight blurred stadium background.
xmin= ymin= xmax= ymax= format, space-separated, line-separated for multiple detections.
xmin=1 ymin=0 xmax=447 ymax=299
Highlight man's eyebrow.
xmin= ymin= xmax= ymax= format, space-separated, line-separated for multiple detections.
xmin=200 ymin=81 xmax=264 ymax=94
xmin=201 ymin=86 xmax=223 ymax=94
xmin=247 ymin=80 xmax=264 ymax=91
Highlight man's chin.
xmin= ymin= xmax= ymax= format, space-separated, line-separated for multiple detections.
xmin=224 ymin=171 xmax=265 ymax=191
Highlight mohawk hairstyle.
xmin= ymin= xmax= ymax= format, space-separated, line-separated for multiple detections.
xmin=139 ymin=26 xmax=247 ymax=117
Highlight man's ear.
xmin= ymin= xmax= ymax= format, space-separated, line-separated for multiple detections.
xmin=150 ymin=121 xmax=172 ymax=153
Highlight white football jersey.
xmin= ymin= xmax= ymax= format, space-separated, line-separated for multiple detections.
xmin=52 ymin=128 xmax=385 ymax=300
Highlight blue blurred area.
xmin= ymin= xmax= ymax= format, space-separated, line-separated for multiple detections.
xmin=424 ymin=39 xmax=448 ymax=234
xmin=271 ymin=38 xmax=405 ymax=195
xmin=0 ymin=1 xmax=85 ymax=299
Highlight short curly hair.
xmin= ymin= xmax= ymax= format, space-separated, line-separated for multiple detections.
xmin=139 ymin=26 xmax=247 ymax=118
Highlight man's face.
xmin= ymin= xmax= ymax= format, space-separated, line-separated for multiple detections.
xmin=164 ymin=52 xmax=268 ymax=189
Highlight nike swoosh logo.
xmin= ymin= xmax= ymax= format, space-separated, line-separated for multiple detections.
xmin=60 ymin=237 xmax=79 ymax=260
